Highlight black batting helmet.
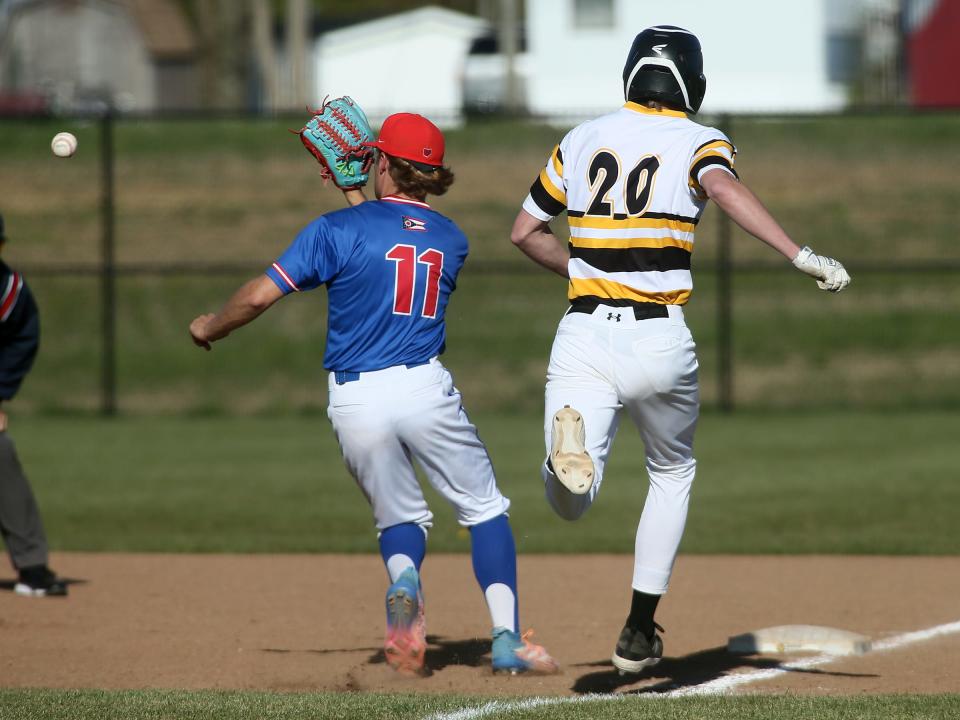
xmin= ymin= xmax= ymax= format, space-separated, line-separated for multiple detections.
xmin=622 ymin=25 xmax=706 ymax=114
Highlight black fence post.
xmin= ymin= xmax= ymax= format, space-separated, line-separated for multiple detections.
xmin=717 ymin=114 xmax=734 ymax=413
xmin=100 ymin=111 xmax=117 ymax=416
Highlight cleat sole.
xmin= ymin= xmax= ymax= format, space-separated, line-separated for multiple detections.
xmin=551 ymin=406 xmax=594 ymax=495
xmin=612 ymin=654 xmax=661 ymax=675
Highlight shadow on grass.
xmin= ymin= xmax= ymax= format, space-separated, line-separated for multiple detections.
xmin=570 ymin=645 xmax=879 ymax=695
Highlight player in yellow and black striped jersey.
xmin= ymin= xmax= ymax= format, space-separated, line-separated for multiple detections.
xmin=523 ymin=104 xmax=738 ymax=309
xmin=510 ymin=25 xmax=851 ymax=677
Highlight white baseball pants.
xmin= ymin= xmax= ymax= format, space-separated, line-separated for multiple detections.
xmin=542 ymin=304 xmax=699 ymax=595
xmin=327 ymin=359 xmax=510 ymax=531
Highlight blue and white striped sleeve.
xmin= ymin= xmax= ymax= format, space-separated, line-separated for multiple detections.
xmin=266 ymin=216 xmax=339 ymax=294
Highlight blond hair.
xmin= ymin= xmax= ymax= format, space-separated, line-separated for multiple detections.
xmin=387 ymin=155 xmax=455 ymax=200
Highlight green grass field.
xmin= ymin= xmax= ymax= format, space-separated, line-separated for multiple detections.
xmin=2 ymin=113 xmax=959 ymax=718
xmin=1 ymin=689 xmax=958 ymax=720
xmin=10 ymin=408 xmax=958 ymax=719
xmin=13 ymin=408 xmax=959 ymax=555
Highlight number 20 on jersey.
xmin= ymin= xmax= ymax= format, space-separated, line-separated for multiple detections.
xmin=586 ymin=150 xmax=661 ymax=218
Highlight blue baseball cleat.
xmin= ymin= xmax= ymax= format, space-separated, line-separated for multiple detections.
xmin=491 ymin=627 xmax=559 ymax=675
xmin=383 ymin=567 xmax=426 ymax=675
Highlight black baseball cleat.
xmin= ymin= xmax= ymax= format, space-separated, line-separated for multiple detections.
xmin=14 ymin=565 xmax=68 ymax=597
xmin=612 ymin=623 xmax=663 ymax=675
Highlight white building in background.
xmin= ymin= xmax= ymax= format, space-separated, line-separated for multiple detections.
xmin=311 ymin=7 xmax=489 ymax=127
xmin=0 ymin=0 xmax=198 ymax=113
xmin=524 ymin=0 xmax=859 ymax=120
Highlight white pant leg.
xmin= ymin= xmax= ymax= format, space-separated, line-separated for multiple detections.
xmin=399 ymin=363 xmax=510 ymax=527
xmin=327 ymin=361 xmax=509 ymax=531
xmin=542 ymin=314 xmax=621 ymax=520
xmin=328 ymin=371 xmax=432 ymax=531
xmin=613 ymin=314 xmax=700 ymax=595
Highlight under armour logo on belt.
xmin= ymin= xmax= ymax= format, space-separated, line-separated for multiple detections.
xmin=607 ymin=312 xmax=621 ymax=322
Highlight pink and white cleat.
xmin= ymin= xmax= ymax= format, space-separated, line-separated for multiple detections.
xmin=383 ymin=567 xmax=427 ymax=675
xmin=491 ymin=627 xmax=559 ymax=675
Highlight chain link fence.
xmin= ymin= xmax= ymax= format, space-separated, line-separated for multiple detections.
xmin=2 ymin=111 xmax=958 ymax=415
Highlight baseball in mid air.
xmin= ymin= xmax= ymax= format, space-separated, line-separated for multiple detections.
xmin=51 ymin=131 xmax=78 ymax=158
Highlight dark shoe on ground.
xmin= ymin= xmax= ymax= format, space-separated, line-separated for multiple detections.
xmin=612 ymin=623 xmax=662 ymax=675
xmin=14 ymin=565 xmax=68 ymax=597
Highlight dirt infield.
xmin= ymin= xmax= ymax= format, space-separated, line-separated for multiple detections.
xmin=2 ymin=553 xmax=958 ymax=697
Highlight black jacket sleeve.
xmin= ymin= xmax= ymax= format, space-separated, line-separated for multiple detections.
xmin=0 ymin=265 xmax=40 ymax=401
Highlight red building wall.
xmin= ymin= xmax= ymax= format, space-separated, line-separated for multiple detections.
xmin=908 ymin=0 xmax=960 ymax=107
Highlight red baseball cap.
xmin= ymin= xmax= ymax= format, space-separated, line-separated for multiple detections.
xmin=364 ymin=113 xmax=445 ymax=168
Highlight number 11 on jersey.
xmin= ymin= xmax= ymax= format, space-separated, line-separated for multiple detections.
xmin=386 ymin=244 xmax=444 ymax=319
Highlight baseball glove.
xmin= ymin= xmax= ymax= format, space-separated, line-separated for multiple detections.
xmin=296 ymin=96 xmax=374 ymax=189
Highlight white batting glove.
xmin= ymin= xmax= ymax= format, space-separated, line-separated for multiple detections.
xmin=792 ymin=246 xmax=851 ymax=292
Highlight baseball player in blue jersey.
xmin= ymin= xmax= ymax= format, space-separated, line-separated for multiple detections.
xmin=189 ymin=112 xmax=556 ymax=676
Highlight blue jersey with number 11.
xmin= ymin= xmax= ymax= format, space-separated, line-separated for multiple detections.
xmin=265 ymin=195 xmax=467 ymax=372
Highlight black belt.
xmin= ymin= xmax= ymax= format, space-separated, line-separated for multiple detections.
xmin=334 ymin=360 xmax=430 ymax=385
xmin=568 ymin=298 xmax=669 ymax=320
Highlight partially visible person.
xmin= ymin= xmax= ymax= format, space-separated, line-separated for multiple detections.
xmin=0 ymin=212 xmax=67 ymax=597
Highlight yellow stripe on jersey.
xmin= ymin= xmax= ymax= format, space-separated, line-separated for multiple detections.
xmin=692 ymin=140 xmax=734 ymax=163
xmin=691 ymin=149 xmax=732 ymax=167
xmin=569 ymin=277 xmax=691 ymax=305
xmin=550 ymin=144 xmax=563 ymax=176
xmin=623 ymin=102 xmax=687 ymax=119
xmin=539 ymin=167 xmax=565 ymax=204
xmin=569 ymin=236 xmax=694 ymax=252
xmin=568 ymin=215 xmax=696 ymax=233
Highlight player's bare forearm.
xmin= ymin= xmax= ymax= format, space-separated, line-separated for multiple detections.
xmin=700 ymin=169 xmax=800 ymax=261
xmin=510 ymin=210 xmax=570 ymax=278
xmin=189 ymin=275 xmax=283 ymax=350
xmin=702 ymin=169 xmax=850 ymax=291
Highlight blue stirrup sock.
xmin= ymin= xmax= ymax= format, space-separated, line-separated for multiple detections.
xmin=469 ymin=514 xmax=519 ymax=633
xmin=379 ymin=522 xmax=427 ymax=583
